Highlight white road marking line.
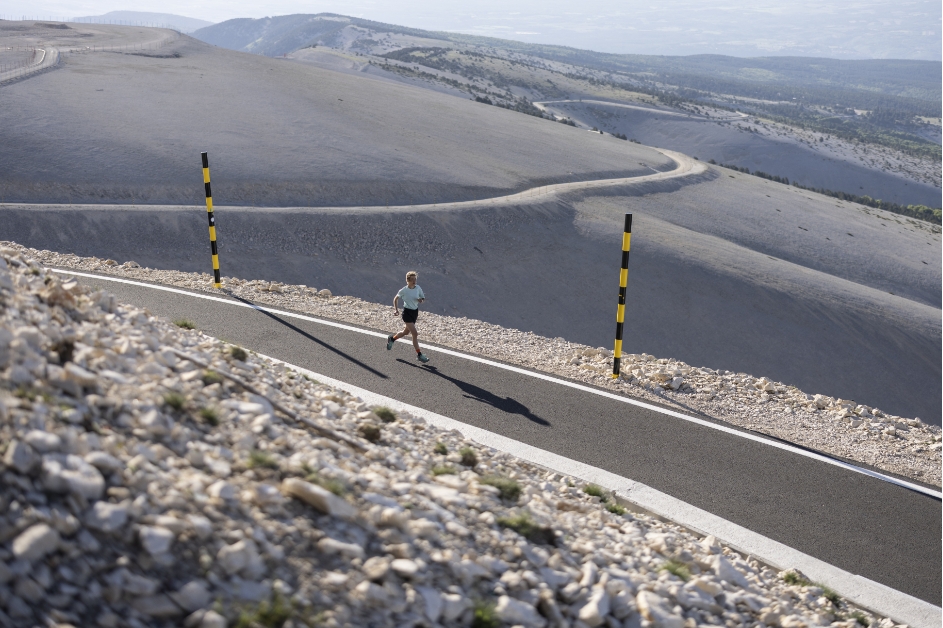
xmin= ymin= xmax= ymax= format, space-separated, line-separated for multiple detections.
xmin=255 ymin=351 xmax=943 ymax=628
xmin=54 ymin=267 xmax=942 ymax=500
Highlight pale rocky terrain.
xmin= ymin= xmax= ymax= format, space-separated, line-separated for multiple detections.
xmin=729 ymin=120 xmax=941 ymax=190
xmin=552 ymin=103 xmax=941 ymax=207
xmin=0 ymin=240 xmax=905 ymax=628
xmin=10 ymin=242 xmax=939 ymax=489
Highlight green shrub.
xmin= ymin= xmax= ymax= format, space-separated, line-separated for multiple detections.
xmin=434 ymin=442 xmax=448 ymax=455
xmin=471 ymin=600 xmax=500 ymax=628
xmin=247 ymin=450 xmax=278 ymax=470
xmin=583 ymin=483 xmax=608 ymax=502
xmin=12 ymin=386 xmax=38 ymax=401
xmin=660 ymin=559 xmax=690 ymax=581
xmin=782 ymin=570 xmax=811 ymax=586
xmin=173 ymin=319 xmax=195 ymax=329
xmin=459 ymin=446 xmax=478 ymax=467
xmin=606 ymin=502 xmax=627 ymax=516
xmin=358 ymin=423 xmax=381 ymax=443
xmin=163 ymin=392 xmax=185 ymax=411
xmin=198 ymin=406 xmax=219 ymax=426
xmin=432 ymin=465 xmax=456 ymax=476
xmin=234 ymin=592 xmax=292 ymax=628
xmin=202 ymin=369 xmax=224 ymax=386
xmin=480 ymin=475 xmax=521 ymax=502
xmin=373 ymin=406 xmax=397 ymax=423
xmin=496 ymin=511 xmax=555 ymax=544
xmin=230 ymin=346 xmax=248 ymax=361
xmin=784 ymin=571 xmax=808 ymax=586
xmin=821 ymin=585 xmax=841 ymax=607
xmin=305 ymin=471 xmax=346 ymax=496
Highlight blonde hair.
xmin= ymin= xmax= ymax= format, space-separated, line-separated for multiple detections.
xmin=406 ymin=271 xmax=418 ymax=281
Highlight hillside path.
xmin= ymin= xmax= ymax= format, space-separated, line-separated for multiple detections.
xmin=67 ymin=272 xmax=942 ymax=606
xmin=534 ymin=99 xmax=750 ymax=122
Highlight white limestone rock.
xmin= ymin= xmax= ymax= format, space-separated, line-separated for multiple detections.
xmin=317 ymin=537 xmax=365 ymax=560
xmin=139 ymin=526 xmax=174 ymax=555
xmin=171 ymin=581 xmax=212 ymax=612
xmin=713 ymin=554 xmax=750 ymax=588
xmin=4 ymin=439 xmax=39 ymax=474
xmin=12 ymin=523 xmax=60 ymax=561
xmin=579 ymin=586 xmax=611 ymax=626
xmin=495 ymin=595 xmax=546 ymax=628
xmin=86 ymin=500 xmax=130 ymax=532
xmin=637 ymin=590 xmax=684 ymax=628
xmin=415 ymin=585 xmax=444 ymax=622
xmin=41 ymin=453 xmax=105 ymax=499
xmin=281 ymin=477 xmax=357 ymax=520
xmin=23 ymin=430 xmax=61 ymax=453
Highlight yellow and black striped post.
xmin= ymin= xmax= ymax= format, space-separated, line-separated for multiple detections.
xmin=201 ymin=152 xmax=221 ymax=288
xmin=612 ymin=213 xmax=632 ymax=378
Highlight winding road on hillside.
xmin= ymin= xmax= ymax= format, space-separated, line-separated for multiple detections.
xmin=61 ymin=271 xmax=942 ymax=612
xmin=534 ymin=99 xmax=751 ymax=122
xmin=362 ymin=147 xmax=705 ymax=210
xmin=0 ymin=147 xmax=703 ymax=213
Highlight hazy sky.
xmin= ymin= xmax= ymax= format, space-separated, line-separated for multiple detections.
xmin=3 ymin=0 xmax=941 ymax=59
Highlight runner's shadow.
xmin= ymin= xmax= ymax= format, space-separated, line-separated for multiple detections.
xmin=227 ymin=294 xmax=388 ymax=379
xmin=397 ymin=360 xmax=550 ymax=426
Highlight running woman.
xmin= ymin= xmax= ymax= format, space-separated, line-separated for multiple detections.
xmin=387 ymin=271 xmax=430 ymax=362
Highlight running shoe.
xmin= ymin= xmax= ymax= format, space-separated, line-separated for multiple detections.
xmin=417 ymin=353 xmax=430 ymax=363
xmin=387 ymin=335 xmax=394 ymax=350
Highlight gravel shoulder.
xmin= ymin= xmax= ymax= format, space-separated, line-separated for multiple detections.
xmin=0 ymin=243 xmax=922 ymax=628
xmin=10 ymin=242 xmax=939 ymax=489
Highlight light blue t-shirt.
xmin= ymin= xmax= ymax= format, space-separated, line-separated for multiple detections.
xmin=397 ymin=285 xmax=425 ymax=310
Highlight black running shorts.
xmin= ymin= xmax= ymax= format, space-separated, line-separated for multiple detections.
xmin=402 ymin=308 xmax=419 ymax=324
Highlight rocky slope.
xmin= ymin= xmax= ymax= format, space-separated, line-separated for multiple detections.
xmin=10 ymin=242 xmax=940 ymax=488
xmin=0 ymin=246 xmax=904 ymax=627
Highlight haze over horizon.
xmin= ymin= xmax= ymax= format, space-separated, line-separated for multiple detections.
xmin=3 ymin=0 xmax=941 ymax=60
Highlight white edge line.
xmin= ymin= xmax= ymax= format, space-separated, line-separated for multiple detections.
xmin=254 ymin=350 xmax=943 ymax=628
xmin=52 ymin=268 xmax=942 ymax=500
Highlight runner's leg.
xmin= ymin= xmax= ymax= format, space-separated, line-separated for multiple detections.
xmin=405 ymin=322 xmax=420 ymax=352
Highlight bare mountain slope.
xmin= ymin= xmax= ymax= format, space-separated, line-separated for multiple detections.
xmin=3 ymin=167 xmax=939 ymax=422
xmin=193 ymin=13 xmax=941 ymax=210
xmin=0 ymin=33 xmax=671 ymax=206
xmin=0 ymin=23 xmax=938 ymax=423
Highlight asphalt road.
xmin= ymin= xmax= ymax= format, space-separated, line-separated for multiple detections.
xmin=72 ymin=273 xmax=942 ymax=605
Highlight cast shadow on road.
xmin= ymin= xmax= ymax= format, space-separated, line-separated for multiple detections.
xmin=397 ymin=359 xmax=550 ymax=426
xmin=227 ymin=294 xmax=388 ymax=379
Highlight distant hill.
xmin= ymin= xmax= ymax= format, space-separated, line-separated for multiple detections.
xmin=74 ymin=10 xmax=213 ymax=33
xmin=191 ymin=13 xmax=442 ymax=57
xmin=193 ymin=13 xmax=941 ymax=106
